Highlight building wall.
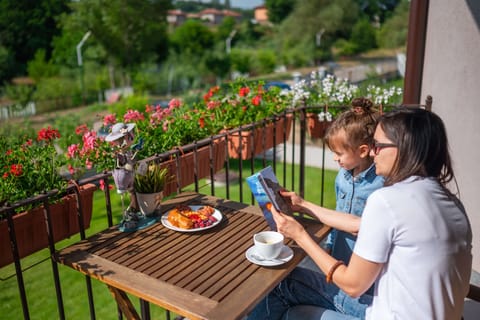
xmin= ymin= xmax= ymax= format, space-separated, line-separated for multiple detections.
xmin=254 ymin=7 xmax=268 ymax=24
xmin=421 ymin=0 xmax=480 ymax=271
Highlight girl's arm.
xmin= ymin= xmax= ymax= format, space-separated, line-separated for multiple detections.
xmin=280 ymin=190 xmax=361 ymax=235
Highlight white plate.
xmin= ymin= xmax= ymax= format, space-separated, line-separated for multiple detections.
xmin=245 ymin=245 xmax=294 ymax=266
xmin=161 ymin=205 xmax=222 ymax=232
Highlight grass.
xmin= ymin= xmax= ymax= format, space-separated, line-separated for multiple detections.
xmin=0 ymin=160 xmax=337 ymax=319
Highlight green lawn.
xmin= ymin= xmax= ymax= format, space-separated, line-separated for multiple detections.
xmin=0 ymin=160 xmax=337 ymax=319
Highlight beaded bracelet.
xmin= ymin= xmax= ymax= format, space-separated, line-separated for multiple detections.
xmin=326 ymin=260 xmax=345 ymax=283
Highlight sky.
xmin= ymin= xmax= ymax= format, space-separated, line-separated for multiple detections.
xmin=229 ymin=0 xmax=264 ymax=9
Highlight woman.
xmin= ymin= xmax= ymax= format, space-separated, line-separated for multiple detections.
xmin=248 ymin=108 xmax=472 ymax=319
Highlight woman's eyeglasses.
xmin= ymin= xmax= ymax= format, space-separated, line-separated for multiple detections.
xmin=372 ymin=142 xmax=397 ymax=155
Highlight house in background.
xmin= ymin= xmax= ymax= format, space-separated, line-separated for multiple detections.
xmin=167 ymin=8 xmax=242 ymax=27
xmin=223 ymin=9 xmax=242 ymax=24
xmin=253 ymin=5 xmax=269 ymax=25
xmin=167 ymin=10 xmax=187 ymax=26
xmin=199 ymin=8 xmax=224 ymax=24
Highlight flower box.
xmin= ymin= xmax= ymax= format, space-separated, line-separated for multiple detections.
xmin=227 ymin=116 xmax=292 ymax=160
xmin=157 ymin=138 xmax=227 ymax=196
xmin=307 ymin=112 xmax=332 ymax=140
xmin=0 ymin=183 xmax=96 ymax=268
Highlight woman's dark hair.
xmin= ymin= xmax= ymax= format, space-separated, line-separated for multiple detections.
xmin=325 ymin=97 xmax=379 ymax=150
xmin=378 ymin=108 xmax=455 ymax=187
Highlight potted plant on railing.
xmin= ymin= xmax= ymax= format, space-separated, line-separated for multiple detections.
xmin=289 ymin=72 xmax=403 ymax=140
xmin=134 ymin=162 xmax=170 ymax=217
xmin=200 ymin=79 xmax=293 ymax=159
xmin=67 ymin=99 xmax=228 ymax=194
xmin=0 ymin=127 xmax=96 ymax=268
xmin=290 ymin=73 xmax=357 ymax=140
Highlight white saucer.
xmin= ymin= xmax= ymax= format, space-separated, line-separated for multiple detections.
xmin=245 ymin=245 xmax=294 ymax=266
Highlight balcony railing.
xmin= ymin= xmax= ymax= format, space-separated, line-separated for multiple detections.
xmin=0 ymin=105 xmax=351 ymax=319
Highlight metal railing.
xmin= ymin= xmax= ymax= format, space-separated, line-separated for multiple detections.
xmin=1 ymin=101 xmax=433 ymax=319
xmin=0 ymin=105 xmax=344 ymax=319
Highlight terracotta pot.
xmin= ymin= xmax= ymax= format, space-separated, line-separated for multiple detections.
xmin=0 ymin=183 xmax=96 ymax=268
xmin=136 ymin=191 xmax=163 ymax=217
xmin=307 ymin=113 xmax=332 ymax=140
xmin=227 ymin=116 xmax=292 ymax=160
xmin=160 ymin=138 xmax=226 ymax=196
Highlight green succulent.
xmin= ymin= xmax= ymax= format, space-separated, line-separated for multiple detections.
xmin=133 ymin=162 xmax=170 ymax=194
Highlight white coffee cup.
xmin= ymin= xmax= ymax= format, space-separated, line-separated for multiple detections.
xmin=253 ymin=231 xmax=284 ymax=259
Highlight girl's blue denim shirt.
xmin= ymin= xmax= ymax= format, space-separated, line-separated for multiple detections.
xmin=325 ymin=164 xmax=384 ymax=264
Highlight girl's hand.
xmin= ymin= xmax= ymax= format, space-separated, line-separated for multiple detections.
xmin=270 ymin=206 xmax=305 ymax=241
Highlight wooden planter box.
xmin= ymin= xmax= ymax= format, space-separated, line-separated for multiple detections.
xmin=307 ymin=113 xmax=332 ymax=140
xmin=160 ymin=138 xmax=227 ymax=196
xmin=227 ymin=116 xmax=293 ymax=160
xmin=0 ymin=183 xmax=97 ymax=268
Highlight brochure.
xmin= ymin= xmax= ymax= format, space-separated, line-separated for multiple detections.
xmin=246 ymin=166 xmax=293 ymax=231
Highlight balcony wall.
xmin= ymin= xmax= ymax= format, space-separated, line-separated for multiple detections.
xmin=420 ymin=0 xmax=480 ymax=272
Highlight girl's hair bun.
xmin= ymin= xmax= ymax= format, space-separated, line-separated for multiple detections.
xmin=351 ymin=97 xmax=373 ymax=115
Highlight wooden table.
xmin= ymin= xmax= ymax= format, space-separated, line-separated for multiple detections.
xmin=55 ymin=192 xmax=330 ymax=320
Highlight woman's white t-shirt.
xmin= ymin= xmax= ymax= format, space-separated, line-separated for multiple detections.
xmin=354 ymin=176 xmax=472 ymax=320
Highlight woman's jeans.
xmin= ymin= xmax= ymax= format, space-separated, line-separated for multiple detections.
xmin=247 ymin=267 xmax=372 ymax=320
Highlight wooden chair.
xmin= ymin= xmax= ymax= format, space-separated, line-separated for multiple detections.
xmin=464 ymin=283 xmax=480 ymax=319
xmin=468 ymin=283 xmax=480 ymax=301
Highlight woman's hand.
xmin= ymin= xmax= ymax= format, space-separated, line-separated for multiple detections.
xmin=279 ymin=190 xmax=305 ymax=213
xmin=270 ymin=206 xmax=306 ymax=241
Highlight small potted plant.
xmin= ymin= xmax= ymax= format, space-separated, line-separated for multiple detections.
xmin=133 ymin=161 xmax=170 ymax=217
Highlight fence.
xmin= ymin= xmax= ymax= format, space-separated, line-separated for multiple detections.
xmin=0 ymin=102 xmax=36 ymax=120
xmin=1 ymin=108 xmax=331 ymax=319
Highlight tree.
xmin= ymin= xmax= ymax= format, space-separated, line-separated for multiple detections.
xmin=27 ymin=50 xmax=58 ymax=81
xmin=376 ymin=0 xmax=409 ymax=48
xmin=265 ymin=0 xmax=296 ymax=24
xmin=0 ymin=0 xmax=70 ymax=83
xmin=62 ymin=0 xmax=172 ymax=87
xmin=274 ymin=0 xmax=360 ymax=65
xmin=216 ymin=16 xmax=237 ymax=43
xmin=355 ymin=0 xmax=401 ymax=23
xmin=350 ymin=18 xmax=377 ymax=53
xmin=170 ymin=20 xmax=215 ymax=56
xmin=0 ymin=46 xmax=14 ymax=84
xmin=204 ymin=52 xmax=231 ymax=82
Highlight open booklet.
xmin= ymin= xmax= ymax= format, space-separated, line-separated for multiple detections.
xmin=246 ymin=166 xmax=293 ymax=231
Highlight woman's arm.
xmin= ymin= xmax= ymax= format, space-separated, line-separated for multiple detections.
xmin=280 ymin=190 xmax=361 ymax=234
xmin=271 ymin=206 xmax=382 ymax=297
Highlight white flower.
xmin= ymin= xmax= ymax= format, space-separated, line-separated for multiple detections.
xmin=318 ymin=111 xmax=333 ymax=122
xmin=286 ymin=73 xmax=402 ymax=111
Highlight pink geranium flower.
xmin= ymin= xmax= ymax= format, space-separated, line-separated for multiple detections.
xmin=124 ymin=109 xmax=145 ymax=122
xmin=103 ymin=114 xmax=117 ymax=126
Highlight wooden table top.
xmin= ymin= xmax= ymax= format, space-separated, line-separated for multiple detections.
xmin=55 ymin=192 xmax=330 ymax=320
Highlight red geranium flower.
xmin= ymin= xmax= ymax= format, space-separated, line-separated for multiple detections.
xmin=37 ymin=126 xmax=61 ymax=142
xmin=239 ymin=87 xmax=250 ymax=97
xmin=252 ymin=95 xmax=262 ymax=106
xmin=10 ymin=164 xmax=23 ymax=176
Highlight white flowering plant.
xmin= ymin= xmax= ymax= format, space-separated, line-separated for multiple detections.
xmin=365 ymin=84 xmax=403 ymax=106
xmin=287 ymin=71 xmax=403 ymax=121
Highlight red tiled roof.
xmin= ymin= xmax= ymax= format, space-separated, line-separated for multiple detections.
xmin=223 ymin=10 xmax=241 ymax=17
xmin=200 ymin=8 xmax=223 ymax=15
xmin=167 ymin=9 xmax=186 ymax=16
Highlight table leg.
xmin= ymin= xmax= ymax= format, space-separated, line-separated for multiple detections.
xmin=107 ymin=285 xmax=141 ymax=320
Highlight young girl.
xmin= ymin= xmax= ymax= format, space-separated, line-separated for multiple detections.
xmin=249 ymin=108 xmax=472 ymax=320
xmin=323 ymin=97 xmax=384 ymax=265
xmin=296 ymin=97 xmax=383 ymax=317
